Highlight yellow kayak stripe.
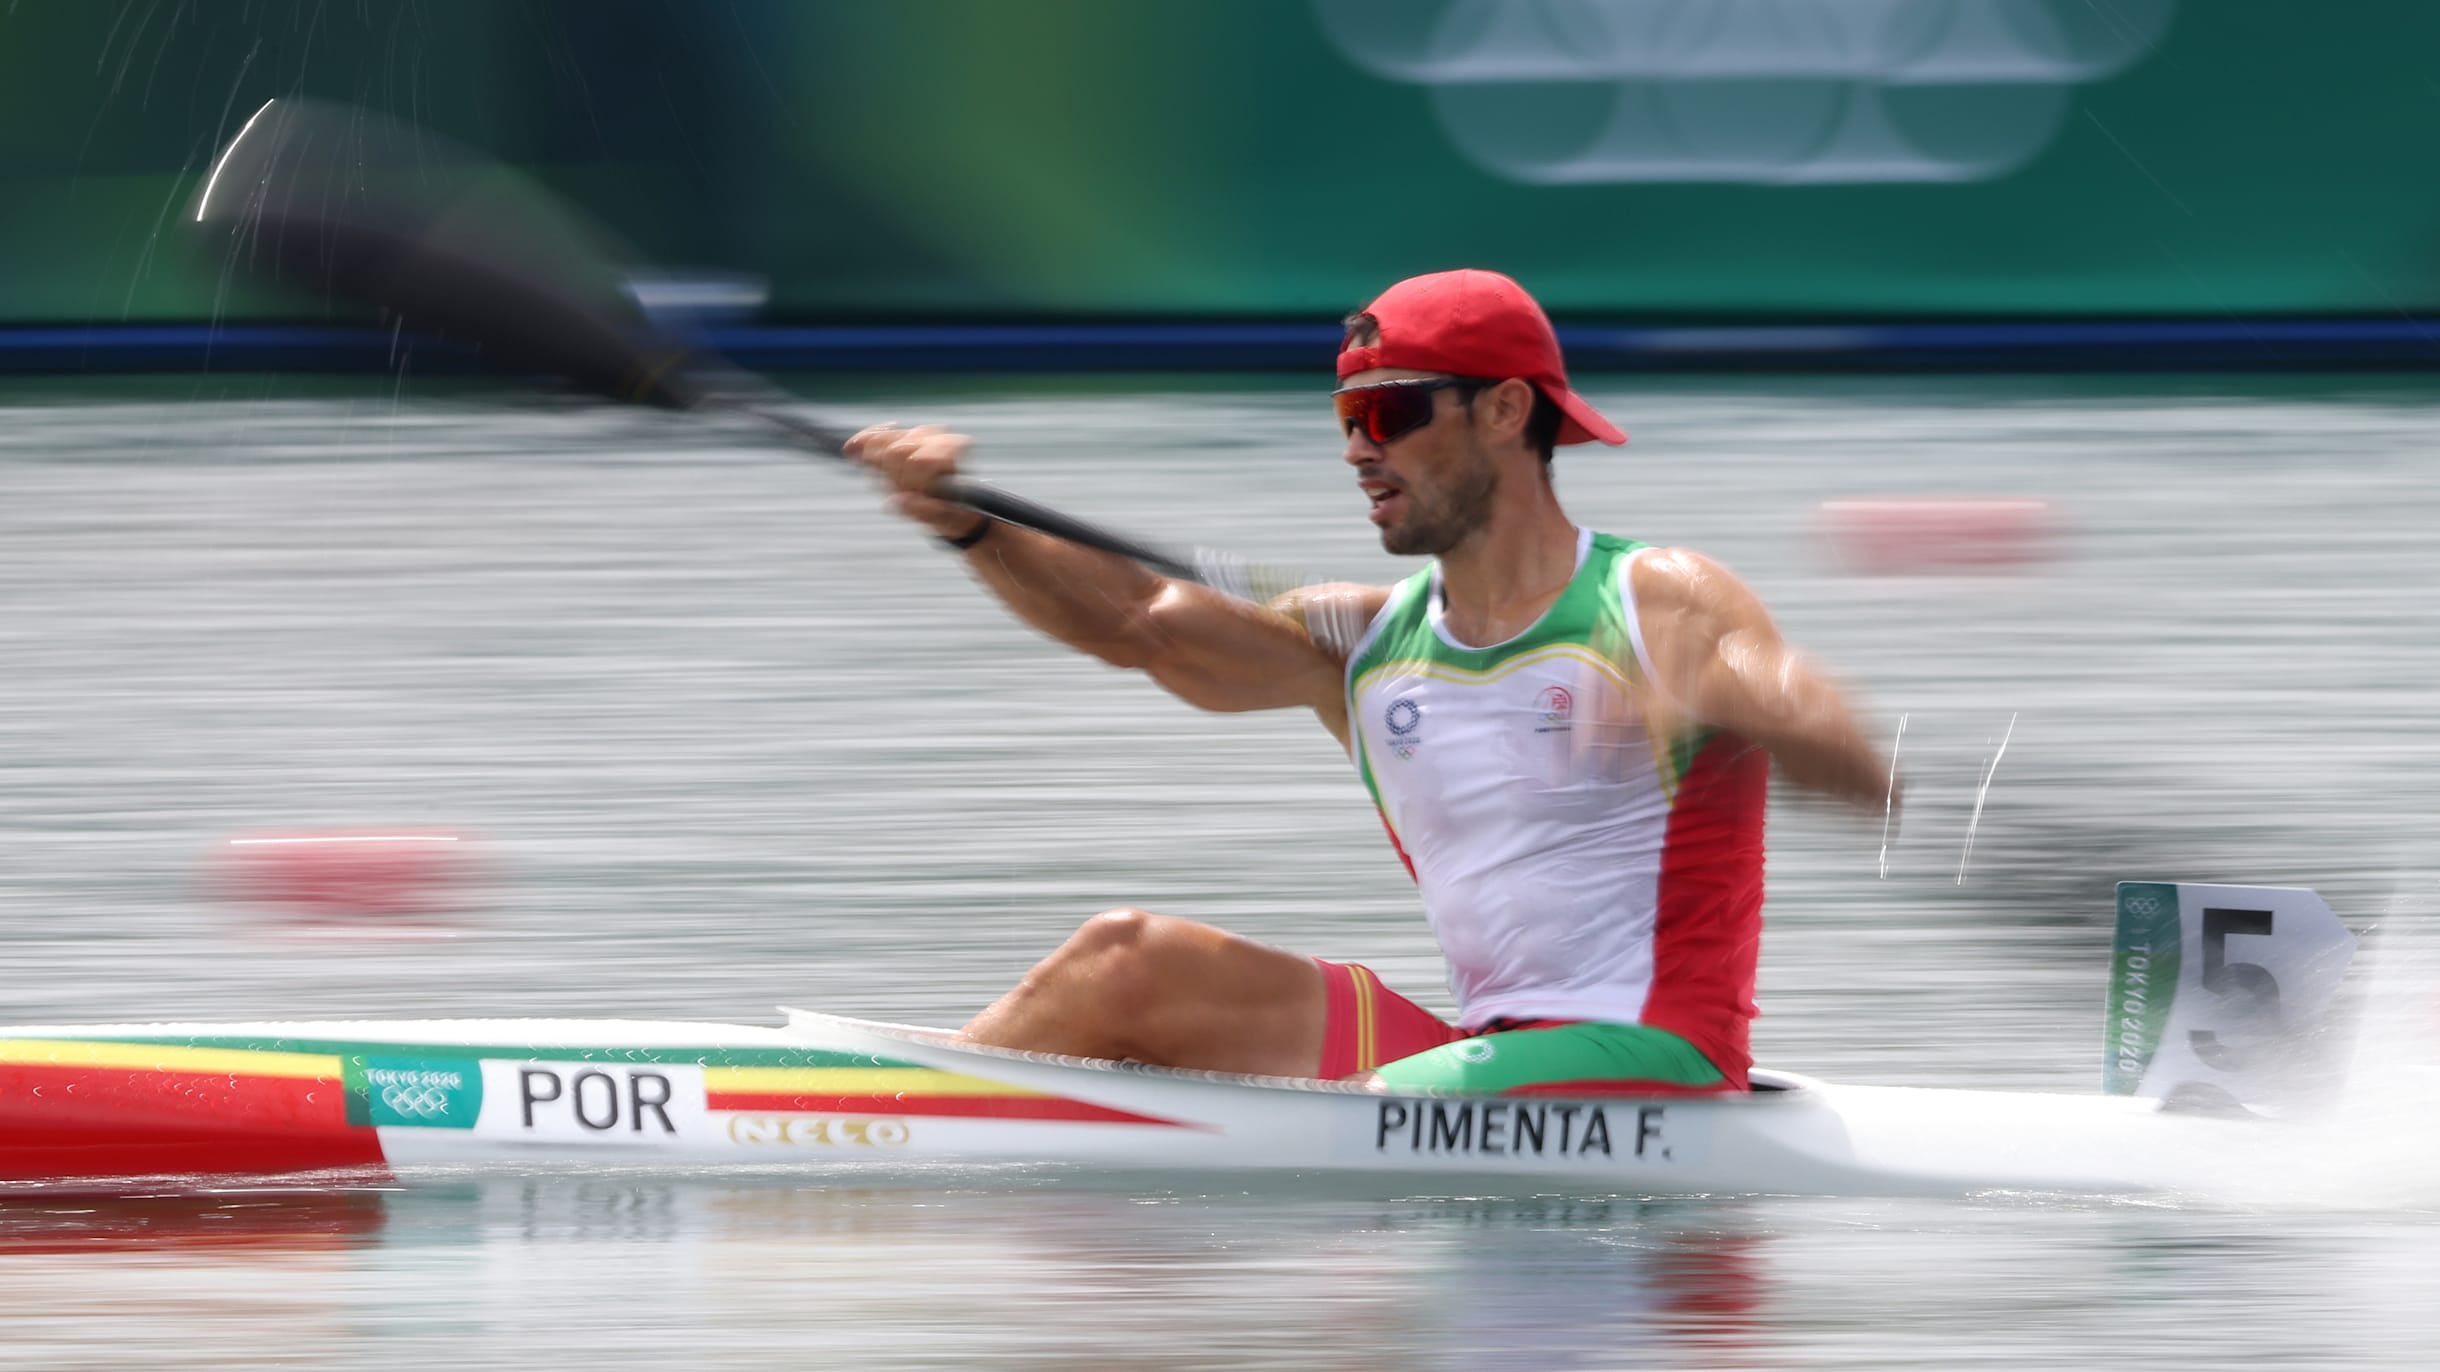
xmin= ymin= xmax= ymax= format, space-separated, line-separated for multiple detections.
xmin=703 ymin=1066 xmax=1047 ymax=1098
xmin=0 ymin=1039 xmax=343 ymax=1080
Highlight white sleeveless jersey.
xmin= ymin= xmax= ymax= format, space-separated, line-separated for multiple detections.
xmin=1341 ymin=529 xmax=1767 ymax=1079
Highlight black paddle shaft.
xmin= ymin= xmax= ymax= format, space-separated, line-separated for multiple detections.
xmin=743 ymin=403 xmax=1202 ymax=580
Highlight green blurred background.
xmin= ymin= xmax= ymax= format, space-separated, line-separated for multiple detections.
xmin=5 ymin=0 xmax=2438 ymax=325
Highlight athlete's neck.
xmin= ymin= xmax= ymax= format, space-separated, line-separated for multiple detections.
xmin=1435 ymin=476 xmax=1581 ymax=646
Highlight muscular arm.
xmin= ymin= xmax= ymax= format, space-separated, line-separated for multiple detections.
xmin=846 ymin=422 xmax=1380 ymax=738
xmin=965 ymin=523 xmax=1376 ymax=731
xmin=1630 ymin=548 xmax=1892 ymax=810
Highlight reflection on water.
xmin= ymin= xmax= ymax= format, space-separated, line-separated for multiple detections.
xmin=3 ymin=1180 xmax=2437 ymax=1369
xmin=0 ymin=1187 xmax=390 ymax=1255
xmin=2 ymin=374 xmax=2438 ymax=1366
xmin=0 ymin=1182 xmax=1773 ymax=1369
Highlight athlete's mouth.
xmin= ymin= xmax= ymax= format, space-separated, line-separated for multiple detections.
xmin=1360 ymin=478 xmax=1404 ymax=525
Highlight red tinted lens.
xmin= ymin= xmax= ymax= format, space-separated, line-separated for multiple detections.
xmin=1335 ymin=383 xmax=1439 ymax=445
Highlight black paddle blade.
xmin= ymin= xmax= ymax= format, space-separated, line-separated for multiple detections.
xmin=193 ymin=97 xmax=703 ymax=407
xmin=189 ymin=102 xmax=1297 ymax=593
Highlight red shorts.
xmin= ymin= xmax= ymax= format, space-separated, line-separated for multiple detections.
xmin=1314 ymin=958 xmax=1577 ymax=1077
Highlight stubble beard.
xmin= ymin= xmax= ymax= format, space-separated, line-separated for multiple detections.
xmin=1380 ymin=451 xmax=1500 ymax=557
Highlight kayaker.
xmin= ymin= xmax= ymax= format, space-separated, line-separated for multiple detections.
xmin=846 ymin=268 xmax=1894 ymax=1095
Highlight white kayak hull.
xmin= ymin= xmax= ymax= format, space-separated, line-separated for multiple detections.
xmin=0 ymin=1009 xmax=2266 ymax=1196
xmin=778 ymin=1011 xmax=2253 ymax=1197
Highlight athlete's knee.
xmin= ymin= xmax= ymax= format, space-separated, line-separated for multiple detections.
xmin=1047 ymin=909 xmax=1182 ymax=1014
xmin=1068 ymin=907 xmax=1158 ymax=954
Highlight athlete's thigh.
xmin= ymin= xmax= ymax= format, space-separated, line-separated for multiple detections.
xmin=1369 ymin=1022 xmax=1728 ymax=1095
xmin=1123 ymin=915 xmax=1333 ymax=1076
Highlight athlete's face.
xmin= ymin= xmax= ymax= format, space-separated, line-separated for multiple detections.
xmin=1338 ymin=368 xmax=1499 ymax=557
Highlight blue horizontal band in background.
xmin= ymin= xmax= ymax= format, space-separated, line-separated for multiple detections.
xmin=6 ymin=319 xmax=2440 ymax=376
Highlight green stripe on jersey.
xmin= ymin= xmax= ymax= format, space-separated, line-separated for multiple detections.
xmin=1347 ymin=531 xmax=1722 ymax=805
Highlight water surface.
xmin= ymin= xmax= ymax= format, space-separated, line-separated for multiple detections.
xmin=1 ymin=374 xmax=2435 ymax=1367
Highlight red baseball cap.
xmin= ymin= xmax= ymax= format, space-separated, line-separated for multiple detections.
xmin=1337 ymin=269 xmax=1625 ymax=447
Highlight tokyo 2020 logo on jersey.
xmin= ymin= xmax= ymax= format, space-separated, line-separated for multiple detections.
xmin=1386 ymin=697 xmax=1423 ymax=759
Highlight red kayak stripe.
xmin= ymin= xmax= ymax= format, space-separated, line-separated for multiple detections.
xmin=0 ymin=1124 xmax=386 ymax=1182
xmin=0 ymin=1062 xmax=352 ymax=1130
xmin=0 ymin=1063 xmax=384 ymax=1180
xmin=706 ymin=1091 xmax=1185 ymax=1126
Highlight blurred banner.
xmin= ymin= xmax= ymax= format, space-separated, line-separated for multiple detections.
xmin=5 ymin=0 xmax=2439 ymax=324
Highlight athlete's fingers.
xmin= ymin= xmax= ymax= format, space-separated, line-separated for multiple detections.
xmin=851 ymin=425 xmax=984 ymax=538
xmin=855 ymin=425 xmax=963 ymax=491
xmin=855 ymin=424 xmax=941 ymax=483
xmin=896 ymin=429 xmax=973 ymax=495
xmin=845 ymin=425 xmax=916 ymax=494
xmin=842 ymin=423 xmax=897 ymax=462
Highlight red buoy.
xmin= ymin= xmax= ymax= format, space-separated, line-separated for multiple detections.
xmin=1816 ymin=498 xmax=2058 ymax=574
xmin=210 ymin=829 xmax=478 ymax=922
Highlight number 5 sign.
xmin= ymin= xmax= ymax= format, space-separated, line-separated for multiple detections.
xmin=2106 ymin=882 xmax=2357 ymax=1114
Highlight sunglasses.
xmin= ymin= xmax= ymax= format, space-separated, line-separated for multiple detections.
xmin=1333 ymin=377 xmax=1488 ymax=446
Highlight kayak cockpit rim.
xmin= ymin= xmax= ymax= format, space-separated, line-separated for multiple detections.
xmin=780 ymin=1006 xmax=1823 ymax=1103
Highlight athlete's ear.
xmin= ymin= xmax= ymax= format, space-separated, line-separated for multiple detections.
xmin=1482 ymin=377 xmax=1536 ymax=445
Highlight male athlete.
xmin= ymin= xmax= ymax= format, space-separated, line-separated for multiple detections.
xmin=847 ymin=269 xmax=1892 ymax=1095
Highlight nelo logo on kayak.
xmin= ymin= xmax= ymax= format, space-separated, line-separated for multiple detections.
xmin=1375 ymin=1099 xmax=1671 ymax=1160
xmin=727 ymin=1115 xmax=910 ymax=1147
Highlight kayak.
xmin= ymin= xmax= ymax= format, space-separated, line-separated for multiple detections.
xmin=0 ymin=882 xmax=2372 ymax=1196
xmin=0 ymin=1005 xmax=2289 ymax=1198
xmin=0 ymin=1008 xmax=2175 ymax=1194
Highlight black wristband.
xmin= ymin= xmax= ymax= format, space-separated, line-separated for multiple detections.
xmin=939 ymin=517 xmax=995 ymax=551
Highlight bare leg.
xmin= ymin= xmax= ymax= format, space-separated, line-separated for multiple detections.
xmin=958 ymin=909 xmax=1327 ymax=1078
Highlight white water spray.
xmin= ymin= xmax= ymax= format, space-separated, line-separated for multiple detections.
xmin=1879 ymin=712 xmax=1907 ymax=878
xmin=1956 ymin=712 xmax=2016 ymax=884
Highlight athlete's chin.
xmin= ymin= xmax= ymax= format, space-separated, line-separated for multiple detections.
xmin=1379 ymin=516 xmax=1454 ymax=558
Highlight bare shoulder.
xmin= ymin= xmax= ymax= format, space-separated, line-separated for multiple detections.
xmin=1625 ymin=547 xmax=1889 ymax=808
xmin=1628 ymin=546 xmax=1778 ymax=634
xmin=1269 ymin=580 xmax=1395 ymax=662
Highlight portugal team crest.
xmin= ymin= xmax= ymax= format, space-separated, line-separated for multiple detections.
xmin=1535 ymin=685 xmax=1573 ymax=724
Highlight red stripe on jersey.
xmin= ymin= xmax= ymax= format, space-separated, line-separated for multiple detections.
xmin=1637 ymin=733 xmax=1769 ymax=1090
xmin=1376 ymin=809 xmax=1418 ymax=882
